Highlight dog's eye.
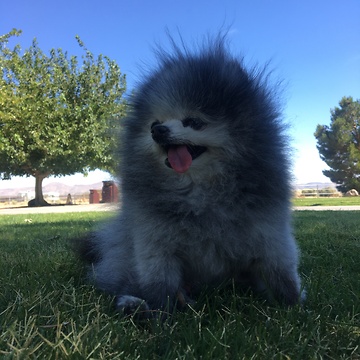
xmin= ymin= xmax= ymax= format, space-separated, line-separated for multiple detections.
xmin=182 ymin=117 xmax=206 ymax=130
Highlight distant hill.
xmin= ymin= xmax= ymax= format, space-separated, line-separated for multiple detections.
xmin=294 ymin=182 xmax=336 ymax=190
xmin=0 ymin=182 xmax=104 ymax=198
xmin=43 ymin=182 xmax=104 ymax=195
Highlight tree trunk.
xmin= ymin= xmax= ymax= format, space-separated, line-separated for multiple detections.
xmin=28 ymin=173 xmax=51 ymax=207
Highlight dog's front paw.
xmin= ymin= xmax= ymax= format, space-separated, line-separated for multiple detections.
xmin=116 ymin=295 xmax=150 ymax=317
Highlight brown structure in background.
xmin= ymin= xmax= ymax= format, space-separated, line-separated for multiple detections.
xmin=89 ymin=181 xmax=118 ymax=204
xmin=102 ymin=181 xmax=118 ymax=203
xmin=89 ymin=189 xmax=100 ymax=204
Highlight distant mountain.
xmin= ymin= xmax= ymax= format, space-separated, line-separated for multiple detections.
xmin=43 ymin=182 xmax=104 ymax=194
xmin=294 ymin=182 xmax=336 ymax=190
xmin=0 ymin=182 xmax=104 ymax=197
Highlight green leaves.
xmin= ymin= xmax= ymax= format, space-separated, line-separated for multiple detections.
xmin=314 ymin=97 xmax=360 ymax=192
xmin=0 ymin=29 xmax=127 ymax=182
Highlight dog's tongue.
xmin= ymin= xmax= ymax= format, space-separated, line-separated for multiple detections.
xmin=168 ymin=145 xmax=192 ymax=173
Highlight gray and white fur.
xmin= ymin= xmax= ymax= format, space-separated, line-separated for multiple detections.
xmin=78 ymin=35 xmax=304 ymax=314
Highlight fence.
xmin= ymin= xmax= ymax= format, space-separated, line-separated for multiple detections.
xmin=300 ymin=192 xmax=341 ymax=197
xmin=296 ymin=188 xmax=341 ymax=198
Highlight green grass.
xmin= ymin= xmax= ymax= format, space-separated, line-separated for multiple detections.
xmin=0 ymin=211 xmax=359 ymax=359
xmin=293 ymin=196 xmax=360 ymax=207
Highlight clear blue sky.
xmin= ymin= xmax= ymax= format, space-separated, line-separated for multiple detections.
xmin=1 ymin=0 xmax=359 ymax=188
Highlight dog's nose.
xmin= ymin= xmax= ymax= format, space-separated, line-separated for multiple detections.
xmin=151 ymin=124 xmax=170 ymax=142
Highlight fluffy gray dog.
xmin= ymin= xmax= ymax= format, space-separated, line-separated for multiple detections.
xmin=79 ymin=35 xmax=304 ymax=315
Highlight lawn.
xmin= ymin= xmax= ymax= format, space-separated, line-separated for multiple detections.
xmin=293 ymin=196 xmax=360 ymax=207
xmin=0 ymin=211 xmax=359 ymax=359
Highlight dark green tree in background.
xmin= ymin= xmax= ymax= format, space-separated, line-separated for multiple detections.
xmin=314 ymin=96 xmax=360 ymax=193
xmin=0 ymin=29 xmax=127 ymax=206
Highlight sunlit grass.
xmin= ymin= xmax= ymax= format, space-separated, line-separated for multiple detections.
xmin=293 ymin=196 xmax=360 ymax=206
xmin=0 ymin=211 xmax=359 ymax=359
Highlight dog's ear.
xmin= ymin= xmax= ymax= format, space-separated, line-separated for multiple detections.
xmin=71 ymin=233 xmax=100 ymax=264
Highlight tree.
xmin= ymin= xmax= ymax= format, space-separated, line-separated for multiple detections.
xmin=314 ymin=96 xmax=360 ymax=193
xmin=0 ymin=29 xmax=127 ymax=206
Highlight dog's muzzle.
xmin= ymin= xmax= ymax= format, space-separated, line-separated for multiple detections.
xmin=151 ymin=123 xmax=170 ymax=144
xmin=150 ymin=122 xmax=206 ymax=173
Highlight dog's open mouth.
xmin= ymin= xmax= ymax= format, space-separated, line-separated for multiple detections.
xmin=163 ymin=144 xmax=207 ymax=173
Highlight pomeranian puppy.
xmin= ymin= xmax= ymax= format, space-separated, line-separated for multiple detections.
xmin=78 ymin=35 xmax=304 ymax=315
